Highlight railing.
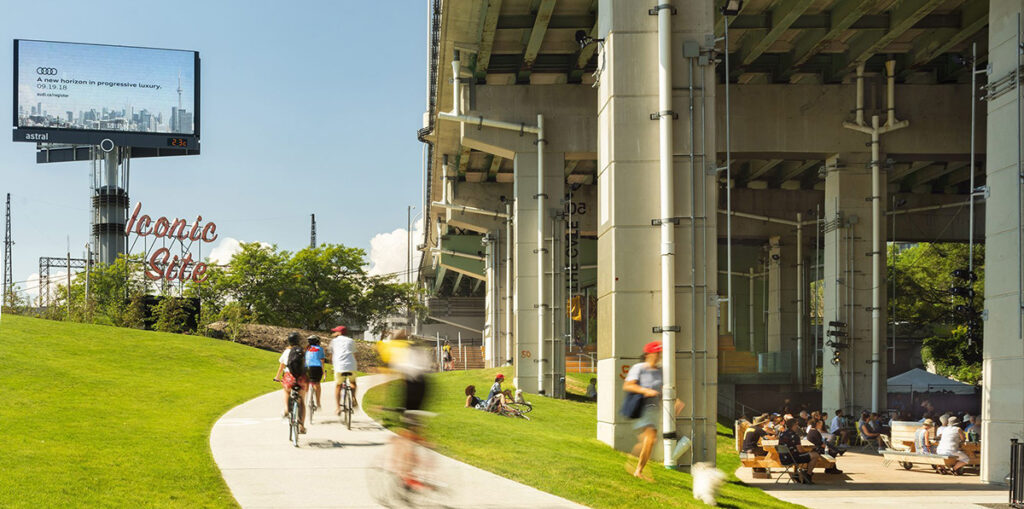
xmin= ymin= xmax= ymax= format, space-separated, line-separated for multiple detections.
xmin=717 ymin=392 xmax=763 ymax=421
xmin=1011 ymin=439 xmax=1024 ymax=507
xmin=757 ymin=350 xmax=794 ymax=374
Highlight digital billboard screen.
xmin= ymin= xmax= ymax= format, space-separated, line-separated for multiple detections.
xmin=13 ymin=40 xmax=200 ymax=150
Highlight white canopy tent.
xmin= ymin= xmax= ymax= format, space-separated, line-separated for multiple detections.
xmin=887 ymin=368 xmax=977 ymax=395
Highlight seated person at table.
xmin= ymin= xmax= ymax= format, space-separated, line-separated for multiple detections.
xmin=915 ymin=419 xmax=936 ymax=453
xmin=780 ymin=418 xmax=820 ymax=484
xmin=860 ymin=414 xmax=881 ymax=443
xmin=936 ymin=416 xmax=969 ymax=475
xmin=830 ymin=409 xmax=852 ymax=444
xmin=806 ymin=418 xmax=844 ymax=473
xmin=742 ymin=415 xmax=774 ymax=456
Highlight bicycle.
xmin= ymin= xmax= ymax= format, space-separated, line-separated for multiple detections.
xmin=307 ymin=386 xmax=319 ymax=424
xmin=366 ymin=407 xmax=447 ymax=507
xmin=275 ymin=378 xmax=304 ymax=447
xmin=498 ymin=402 xmax=532 ymax=421
xmin=337 ymin=371 xmax=355 ymax=430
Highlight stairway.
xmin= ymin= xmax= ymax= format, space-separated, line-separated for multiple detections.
xmin=448 ymin=344 xmax=486 ymax=370
xmin=717 ymin=334 xmax=757 ymax=374
xmin=565 ymin=344 xmax=597 ymax=373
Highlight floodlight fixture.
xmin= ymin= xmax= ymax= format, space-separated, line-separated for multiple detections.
xmin=575 ymin=30 xmax=604 ymax=49
xmin=722 ymin=0 xmax=744 ymax=16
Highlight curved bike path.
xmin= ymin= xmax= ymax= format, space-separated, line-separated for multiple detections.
xmin=210 ymin=374 xmax=585 ymax=508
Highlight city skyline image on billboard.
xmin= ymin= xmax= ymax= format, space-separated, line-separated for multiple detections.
xmin=15 ymin=40 xmax=197 ymax=136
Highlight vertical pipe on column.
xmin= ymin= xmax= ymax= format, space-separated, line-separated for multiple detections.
xmin=506 ymin=202 xmax=514 ymax=365
xmin=1017 ymin=14 xmax=1023 ymax=340
xmin=892 ymin=196 xmax=897 ymax=365
xmin=536 ymin=114 xmax=547 ymax=395
xmin=485 ymin=234 xmax=496 ymax=366
xmin=452 ymin=51 xmax=461 ymax=116
xmin=724 ymin=16 xmax=734 ymax=333
xmin=969 ymin=41 xmax=977 ymax=273
xmin=749 ymin=268 xmax=755 ymax=352
xmin=656 ymin=4 xmax=678 ymax=465
xmin=796 ymin=213 xmax=804 ymax=387
xmin=815 ymin=206 xmax=820 ymax=370
xmin=870 ymin=115 xmax=882 ymax=413
xmin=855 ymin=63 xmax=865 ymax=126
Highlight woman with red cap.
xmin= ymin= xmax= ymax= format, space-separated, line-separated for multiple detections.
xmin=623 ymin=340 xmax=685 ymax=478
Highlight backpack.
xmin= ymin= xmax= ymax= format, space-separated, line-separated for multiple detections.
xmin=286 ymin=348 xmax=307 ymax=377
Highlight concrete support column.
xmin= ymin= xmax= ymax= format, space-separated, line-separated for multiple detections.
xmin=484 ymin=233 xmax=499 ymax=367
xmin=982 ymin=0 xmax=1024 ymax=484
xmin=514 ymin=150 xmax=565 ymax=395
xmin=595 ymin=0 xmax=718 ymax=465
xmin=767 ymin=236 xmax=800 ymax=374
xmin=821 ymin=154 xmax=886 ymax=415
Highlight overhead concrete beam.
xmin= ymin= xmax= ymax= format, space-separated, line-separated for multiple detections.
xmin=487 ymin=155 xmax=503 ymax=179
xmin=787 ymin=0 xmax=874 ymax=70
xmin=912 ymin=161 xmax=969 ymax=186
xmin=720 ymin=84 xmax=983 ymax=157
xmin=904 ymin=0 xmax=988 ymax=73
xmin=837 ymin=0 xmax=946 ymax=73
xmin=778 ymin=160 xmax=820 ymax=182
xmin=887 ymin=161 xmax=935 ymax=183
xmin=746 ymin=159 xmax=784 ymax=181
xmin=475 ymin=0 xmax=504 ymax=81
xmin=739 ymin=0 xmax=815 ymax=66
xmin=564 ymin=159 xmax=580 ymax=177
xmin=518 ymin=0 xmax=557 ymax=82
xmin=433 ymin=265 xmax=448 ymax=294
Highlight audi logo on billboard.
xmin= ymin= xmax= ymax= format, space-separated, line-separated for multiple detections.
xmin=36 ymin=67 xmax=58 ymax=75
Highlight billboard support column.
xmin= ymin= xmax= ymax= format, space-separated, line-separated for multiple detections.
xmin=92 ymin=146 xmax=129 ymax=265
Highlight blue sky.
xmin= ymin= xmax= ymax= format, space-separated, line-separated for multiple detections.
xmin=1 ymin=0 xmax=427 ymax=295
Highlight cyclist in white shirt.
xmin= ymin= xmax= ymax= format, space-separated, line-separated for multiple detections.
xmin=331 ymin=325 xmax=359 ymax=414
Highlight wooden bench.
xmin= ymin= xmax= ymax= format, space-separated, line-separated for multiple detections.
xmin=880 ymin=421 xmax=959 ymax=471
xmin=757 ymin=440 xmax=838 ymax=472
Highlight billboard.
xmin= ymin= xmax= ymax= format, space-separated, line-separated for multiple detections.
xmin=13 ymin=40 xmax=200 ymax=150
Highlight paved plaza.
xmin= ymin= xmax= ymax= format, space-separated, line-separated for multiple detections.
xmin=736 ymin=450 xmax=1008 ymax=508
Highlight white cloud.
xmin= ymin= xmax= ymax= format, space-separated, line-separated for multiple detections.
xmin=23 ymin=270 xmax=69 ymax=303
xmin=368 ymin=218 xmax=423 ymax=279
xmin=206 ymin=237 xmax=270 ymax=265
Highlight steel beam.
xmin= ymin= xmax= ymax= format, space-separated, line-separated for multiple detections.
xmin=778 ymin=159 xmax=820 ymax=182
xmin=887 ymin=160 xmax=935 ymax=183
xmin=745 ymin=159 xmax=784 ymax=181
xmin=912 ymin=161 xmax=969 ymax=186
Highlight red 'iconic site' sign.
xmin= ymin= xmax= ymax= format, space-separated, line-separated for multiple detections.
xmin=125 ymin=203 xmax=218 ymax=282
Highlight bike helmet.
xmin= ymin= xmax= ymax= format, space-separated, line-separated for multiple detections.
xmin=286 ymin=332 xmax=301 ymax=346
xmin=307 ymin=335 xmax=321 ymax=346
xmin=495 ymin=373 xmax=505 ymax=381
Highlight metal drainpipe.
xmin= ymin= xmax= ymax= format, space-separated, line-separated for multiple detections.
xmin=506 ymin=202 xmax=514 ymax=365
xmin=749 ymin=267 xmax=755 ymax=352
xmin=796 ymin=213 xmax=804 ymax=387
xmin=656 ymin=2 xmax=678 ymax=465
xmin=536 ymin=113 xmax=547 ymax=395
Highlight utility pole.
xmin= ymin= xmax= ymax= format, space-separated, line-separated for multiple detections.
xmin=3 ymin=193 xmax=12 ymax=309
xmin=310 ymin=214 xmax=317 ymax=249
xmin=407 ymin=206 xmax=414 ymax=284
xmin=66 ymin=251 xmax=71 ymax=320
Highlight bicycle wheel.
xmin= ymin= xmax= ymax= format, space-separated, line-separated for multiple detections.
xmin=509 ymin=402 xmax=532 ymax=414
xmin=307 ymin=392 xmax=316 ymax=425
xmin=343 ymin=386 xmax=353 ymax=430
xmin=290 ymin=398 xmax=301 ymax=447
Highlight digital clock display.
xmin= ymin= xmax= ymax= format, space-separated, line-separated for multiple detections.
xmin=167 ymin=137 xmax=188 ymax=148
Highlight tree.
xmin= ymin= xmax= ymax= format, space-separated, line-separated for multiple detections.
xmin=889 ymin=242 xmax=983 ymax=383
xmin=153 ymin=297 xmax=191 ymax=334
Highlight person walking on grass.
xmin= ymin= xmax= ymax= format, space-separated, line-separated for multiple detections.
xmin=623 ymin=341 xmax=685 ymax=479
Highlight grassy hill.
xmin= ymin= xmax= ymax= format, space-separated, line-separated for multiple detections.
xmin=0 ymin=314 xmax=283 ymax=508
xmin=365 ymin=368 xmax=802 ymax=509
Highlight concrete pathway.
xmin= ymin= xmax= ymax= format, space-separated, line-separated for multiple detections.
xmin=735 ymin=449 xmax=1008 ymax=508
xmin=210 ymin=374 xmax=584 ymax=508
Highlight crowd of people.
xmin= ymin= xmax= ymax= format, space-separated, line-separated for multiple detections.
xmin=740 ymin=409 xmax=845 ymax=484
xmin=464 ymin=373 xmax=530 ymax=415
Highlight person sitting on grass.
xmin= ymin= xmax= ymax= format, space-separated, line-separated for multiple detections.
xmin=465 ymin=385 xmax=484 ymax=409
xmin=586 ymin=378 xmax=597 ymax=401
xmin=487 ymin=374 xmax=505 ymax=402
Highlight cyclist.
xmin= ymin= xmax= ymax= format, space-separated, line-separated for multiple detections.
xmin=331 ymin=325 xmax=358 ymax=415
xmin=305 ymin=335 xmax=326 ymax=412
xmin=273 ymin=332 xmax=308 ymax=433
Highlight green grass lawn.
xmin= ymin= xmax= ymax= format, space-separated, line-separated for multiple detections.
xmin=364 ymin=367 xmax=802 ymax=509
xmin=0 ymin=314 xmax=293 ymax=508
